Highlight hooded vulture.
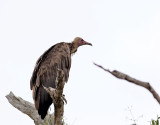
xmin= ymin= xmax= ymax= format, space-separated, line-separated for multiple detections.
xmin=30 ymin=37 xmax=92 ymax=119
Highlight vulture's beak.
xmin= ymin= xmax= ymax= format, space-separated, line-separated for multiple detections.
xmin=84 ymin=41 xmax=92 ymax=46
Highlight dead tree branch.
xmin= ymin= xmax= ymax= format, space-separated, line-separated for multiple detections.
xmin=6 ymin=92 xmax=54 ymax=125
xmin=6 ymin=69 xmax=66 ymax=125
xmin=94 ymin=62 xmax=160 ymax=104
xmin=43 ymin=69 xmax=66 ymax=125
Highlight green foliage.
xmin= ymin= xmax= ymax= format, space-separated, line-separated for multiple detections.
xmin=151 ymin=116 xmax=160 ymax=125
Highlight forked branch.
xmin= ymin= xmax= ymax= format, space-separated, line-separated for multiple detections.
xmin=6 ymin=69 xmax=66 ymax=125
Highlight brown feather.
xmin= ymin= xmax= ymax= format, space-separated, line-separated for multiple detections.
xmin=30 ymin=42 xmax=71 ymax=119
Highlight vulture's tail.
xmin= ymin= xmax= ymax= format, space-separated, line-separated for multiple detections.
xmin=35 ymin=85 xmax=52 ymax=119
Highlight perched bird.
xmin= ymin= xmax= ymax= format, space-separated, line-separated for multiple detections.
xmin=30 ymin=37 xmax=92 ymax=119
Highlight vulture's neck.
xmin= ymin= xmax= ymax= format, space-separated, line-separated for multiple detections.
xmin=69 ymin=43 xmax=78 ymax=54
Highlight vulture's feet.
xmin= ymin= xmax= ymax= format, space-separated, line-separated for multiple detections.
xmin=61 ymin=94 xmax=67 ymax=104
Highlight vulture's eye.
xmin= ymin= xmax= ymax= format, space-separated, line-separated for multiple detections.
xmin=81 ymin=39 xmax=84 ymax=41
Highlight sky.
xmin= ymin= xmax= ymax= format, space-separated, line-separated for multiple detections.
xmin=0 ymin=0 xmax=160 ymax=124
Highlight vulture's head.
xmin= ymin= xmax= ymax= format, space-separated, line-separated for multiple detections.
xmin=70 ymin=37 xmax=92 ymax=54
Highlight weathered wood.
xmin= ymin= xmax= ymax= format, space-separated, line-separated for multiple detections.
xmin=43 ymin=69 xmax=66 ymax=125
xmin=6 ymin=91 xmax=54 ymax=125
xmin=94 ymin=62 xmax=160 ymax=104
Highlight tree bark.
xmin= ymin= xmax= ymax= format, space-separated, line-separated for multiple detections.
xmin=43 ymin=69 xmax=66 ymax=125
xmin=94 ymin=62 xmax=160 ymax=104
xmin=6 ymin=69 xmax=66 ymax=125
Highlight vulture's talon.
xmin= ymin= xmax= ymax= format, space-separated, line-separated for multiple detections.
xmin=61 ymin=94 xmax=67 ymax=104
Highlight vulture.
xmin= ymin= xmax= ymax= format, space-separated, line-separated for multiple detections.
xmin=30 ymin=37 xmax=92 ymax=119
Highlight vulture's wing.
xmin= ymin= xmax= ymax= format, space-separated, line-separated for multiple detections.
xmin=30 ymin=42 xmax=71 ymax=119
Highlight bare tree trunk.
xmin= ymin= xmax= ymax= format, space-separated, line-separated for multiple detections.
xmin=43 ymin=69 xmax=66 ymax=125
xmin=6 ymin=69 xmax=66 ymax=125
